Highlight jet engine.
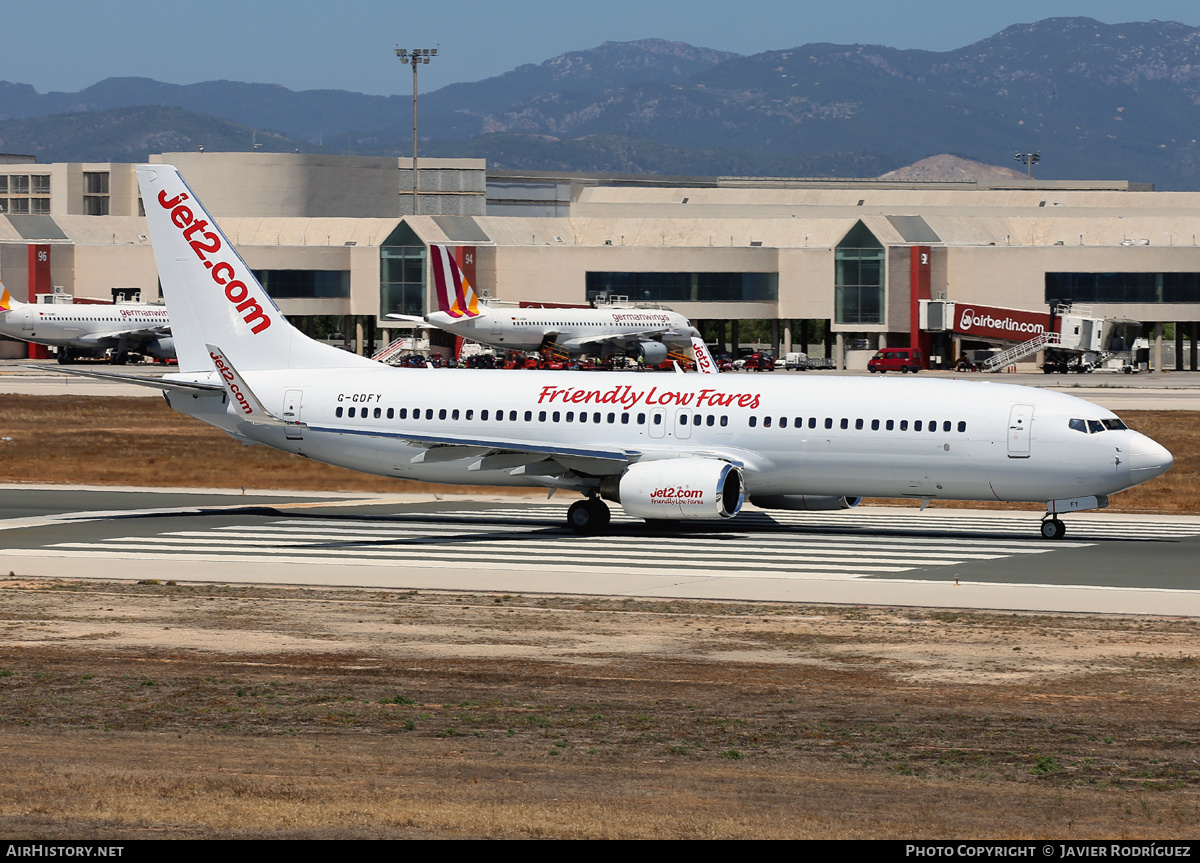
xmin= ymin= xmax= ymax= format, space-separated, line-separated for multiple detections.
xmin=141 ymin=336 xmax=175 ymax=360
xmin=635 ymin=341 xmax=668 ymax=366
xmin=603 ymin=458 xmax=744 ymax=520
xmin=750 ymin=494 xmax=862 ymax=511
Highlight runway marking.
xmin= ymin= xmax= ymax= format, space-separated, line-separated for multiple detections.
xmin=9 ymin=505 xmax=1200 ymax=582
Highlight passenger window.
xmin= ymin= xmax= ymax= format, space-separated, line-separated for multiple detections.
xmin=943 ymin=421 xmax=952 ymax=432
xmin=899 ymin=420 xmax=907 ymax=431
xmin=399 ymin=408 xmax=407 ymax=419
xmin=580 ymin=412 xmax=588 ymax=423
xmin=749 ymin=416 xmax=758 ymax=427
xmin=871 ymin=419 xmax=879 ymax=430
xmin=885 ymin=420 xmax=893 ymax=431
xmin=452 ymin=409 xmax=460 ymax=420
xmin=510 ymin=411 xmax=518 ymax=422
xmin=840 ymin=418 xmax=848 ymax=430
xmin=706 ymin=415 xmax=714 ymax=427
xmin=466 ymin=410 xmax=473 ymax=420
xmin=609 ymin=413 xmax=617 ymax=424
xmin=567 ymin=411 xmax=576 ymax=422
xmin=348 ymin=407 xmax=356 ymax=418
xmin=957 ymin=421 xmax=966 ymax=433
xmin=553 ymin=411 xmax=561 ymax=422
xmin=538 ymin=411 xmax=546 ymax=422
xmin=481 ymin=410 xmax=489 ymax=421
xmin=809 ymin=418 xmax=816 ymax=429
xmin=439 ymin=409 xmax=447 ymax=420
xmin=387 ymin=408 xmax=394 ymax=419
xmin=375 ymin=408 xmax=382 ymax=419
xmin=914 ymin=420 xmax=922 ymax=431
xmin=336 ymin=406 xmax=343 ymax=418
xmin=622 ymin=413 xmax=630 ymax=424
xmin=425 ymin=409 xmax=434 ymax=420
xmin=496 ymin=411 xmax=504 ymax=421
xmin=855 ymin=419 xmax=864 ymax=430
xmin=720 ymin=416 xmax=728 ymax=427
xmin=779 ymin=417 xmax=787 ymax=428
xmin=795 ymin=417 xmax=802 ymax=427
xmin=593 ymin=412 xmax=600 ymax=423
xmin=651 ymin=414 xmax=660 ymax=425
xmin=638 ymin=413 xmax=646 ymax=424
xmin=825 ymin=418 xmax=833 ymax=429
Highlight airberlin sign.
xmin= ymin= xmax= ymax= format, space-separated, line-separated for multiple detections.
xmin=953 ymin=303 xmax=1054 ymax=341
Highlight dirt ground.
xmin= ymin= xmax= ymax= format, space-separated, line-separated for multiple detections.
xmin=1 ymin=397 xmax=1198 ymax=838
xmin=1 ymin=580 xmax=1198 ymax=839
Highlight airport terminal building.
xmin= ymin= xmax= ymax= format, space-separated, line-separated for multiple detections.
xmin=1 ymin=151 xmax=1198 ymax=369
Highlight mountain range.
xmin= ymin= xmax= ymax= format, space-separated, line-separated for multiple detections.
xmin=2 ymin=19 xmax=1200 ymax=188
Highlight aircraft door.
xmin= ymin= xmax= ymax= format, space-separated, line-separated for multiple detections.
xmin=675 ymin=409 xmax=693 ymax=439
xmin=282 ymin=389 xmax=304 ymax=440
xmin=648 ymin=408 xmax=666 ymax=439
xmin=1007 ymin=404 xmax=1033 ymax=458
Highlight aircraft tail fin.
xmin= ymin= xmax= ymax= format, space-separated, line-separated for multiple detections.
xmin=429 ymin=245 xmax=481 ymax=318
xmin=0 ymin=284 xmax=18 ymax=312
xmin=134 ymin=164 xmax=379 ymax=374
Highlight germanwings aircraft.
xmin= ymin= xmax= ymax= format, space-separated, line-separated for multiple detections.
xmin=387 ymin=247 xmax=700 ymax=365
xmin=53 ymin=164 xmax=1173 ymax=540
xmin=0 ymin=286 xmax=173 ymax=363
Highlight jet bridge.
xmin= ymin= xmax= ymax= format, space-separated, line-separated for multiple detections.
xmin=920 ymin=300 xmax=1139 ymax=373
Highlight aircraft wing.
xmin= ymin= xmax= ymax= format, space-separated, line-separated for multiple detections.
xmin=75 ymin=325 xmax=171 ymax=346
xmin=31 ymin=365 xmax=223 ymax=395
xmin=558 ymin=328 xmax=671 ymax=350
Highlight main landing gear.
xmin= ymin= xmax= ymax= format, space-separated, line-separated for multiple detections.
xmin=567 ymin=496 xmax=611 ymax=534
xmin=1040 ymin=517 xmax=1067 ymax=540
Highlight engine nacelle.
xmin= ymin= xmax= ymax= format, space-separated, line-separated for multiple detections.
xmin=142 ymin=336 xmax=175 ymax=359
xmin=606 ymin=458 xmax=744 ymax=520
xmin=750 ymin=494 xmax=862 ymax=511
xmin=635 ymin=341 xmax=668 ymax=366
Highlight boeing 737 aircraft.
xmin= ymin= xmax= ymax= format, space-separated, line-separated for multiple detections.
xmin=0 ymin=286 xmax=173 ymax=363
xmin=388 ymin=248 xmax=700 ymax=365
xmin=50 ymin=165 xmax=1173 ymax=540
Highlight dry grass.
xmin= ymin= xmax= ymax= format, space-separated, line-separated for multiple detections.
xmin=0 ymin=396 xmax=1195 ymax=513
xmin=1 ymin=582 xmax=1199 ymax=839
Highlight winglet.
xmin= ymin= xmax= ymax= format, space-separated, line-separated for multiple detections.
xmin=691 ymin=337 xmax=719 ymax=374
xmin=206 ymin=343 xmax=282 ymax=424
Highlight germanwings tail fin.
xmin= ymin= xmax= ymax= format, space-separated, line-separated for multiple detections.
xmin=429 ymin=245 xmax=480 ymax=318
xmin=135 ymin=164 xmax=379 ymax=374
xmin=0 ymin=284 xmax=19 ymax=312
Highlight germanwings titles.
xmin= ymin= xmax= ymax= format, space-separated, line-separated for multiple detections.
xmin=50 ymin=164 xmax=1174 ymax=540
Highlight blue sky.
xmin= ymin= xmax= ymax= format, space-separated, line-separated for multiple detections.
xmin=7 ymin=0 xmax=1200 ymax=96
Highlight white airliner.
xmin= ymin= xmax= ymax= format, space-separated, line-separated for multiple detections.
xmin=51 ymin=164 xmax=1173 ymax=540
xmin=387 ymin=248 xmax=700 ymax=365
xmin=0 ymin=286 xmax=173 ymax=364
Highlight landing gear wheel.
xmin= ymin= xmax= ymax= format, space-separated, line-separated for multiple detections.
xmin=567 ymin=498 xmax=610 ymax=534
xmin=1040 ymin=518 xmax=1066 ymax=540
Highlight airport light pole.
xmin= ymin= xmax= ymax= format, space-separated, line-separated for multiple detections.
xmin=395 ymin=45 xmax=438 ymax=216
xmin=1014 ymin=151 xmax=1040 ymax=179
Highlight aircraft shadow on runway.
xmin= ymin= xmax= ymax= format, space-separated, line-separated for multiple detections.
xmin=91 ymin=505 xmax=1187 ymax=546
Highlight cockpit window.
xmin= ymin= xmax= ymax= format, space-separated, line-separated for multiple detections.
xmin=1102 ymin=418 xmax=1128 ymax=431
xmin=1069 ymin=418 xmax=1087 ymax=433
xmin=1087 ymin=420 xmax=1105 ymax=434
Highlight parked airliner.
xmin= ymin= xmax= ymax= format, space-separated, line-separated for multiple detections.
xmin=0 ymin=286 xmax=173 ymax=363
xmin=387 ymin=247 xmax=699 ymax=365
xmin=50 ymin=165 xmax=1173 ymax=539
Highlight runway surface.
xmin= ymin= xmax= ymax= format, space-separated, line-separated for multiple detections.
xmin=3 ymin=487 xmax=1199 ymax=616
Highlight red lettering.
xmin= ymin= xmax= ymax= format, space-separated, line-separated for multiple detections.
xmin=158 ymin=190 xmax=188 ymax=209
xmin=225 ymin=281 xmax=249 ymax=303
xmin=170 ymin=206 xmax=194 ymax=228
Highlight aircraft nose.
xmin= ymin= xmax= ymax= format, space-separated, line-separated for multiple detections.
xmin=1128 ymin=433 xmax=1173 ymax=482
